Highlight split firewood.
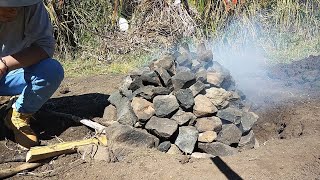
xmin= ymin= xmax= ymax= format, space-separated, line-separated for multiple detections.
xmin=26 ymin=135 xmax=107 ymax=163
xmin=0 ymin=162 xmax=43 ymax=179
xmin=43 ymin=110 xmax=107 ymax=133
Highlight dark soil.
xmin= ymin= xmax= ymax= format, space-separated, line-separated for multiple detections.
xmin=0 ymin=56 xmax=320 ymax=179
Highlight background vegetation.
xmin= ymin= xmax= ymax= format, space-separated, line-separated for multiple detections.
xmin=45 ymin=0 xmax=320 ymax=76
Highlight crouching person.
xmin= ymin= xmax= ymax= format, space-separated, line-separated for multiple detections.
xmin=0 ymin=0 xmax=64 ymax=148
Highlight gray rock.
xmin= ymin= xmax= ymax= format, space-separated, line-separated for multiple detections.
xmin=153 ymin=95 xmax=180 ymax=117
xmin=108 ymin=91 xmax=123 ymax=107
xmin=171 ymin=70 xmax=196 ymax=90
xmin=198 ymin=142 xmax=238 ymax=156
xmin=216 ymin=107 xmax=243 ymax=124
xmin=198 ymin=50 xmax=213 ymax=62
xmin=141 ymin=71 xmax=162 ymax=86
xmin=128 ymin=76 xmax=144 ymax=91
xmin=205 ymin=87 xmax=232 ymax=108
xmin=150 ymin=55 xmax=175 ymax=74
xmin=191 ymin=59 xmax=202 ymax=72
xmin=196 ymin=68 xmax=207 ymax=82
xmin=239 ymin=112 xmax=259 ymax=133
xmin=191 ymin=152 xmax=215 ymax=159
xmin=175 ymin=89 xmax=194 ymax=109
xmin=103 ymin=105 xmax=117 ymax=122
xmin=106 ymin=124 xmax=159 ymax=148
xmin=134 ymin=86 xmax=171 ymax=100
xmin=131 ymin=97 xmax=155 ymax=122
xmin=145 ymin=116 xmax=178 ymax=139
xmin=176 ymin=53 xmax=192 ymax=67
xmin=239 ymin=130 xmax=255 ymax=150
xmin=189 ymin=80 xmax=205 ymax=97
xmin=157 ymin=141 xmax=171 ymax=152
xmin=216 ymin=124 xmax=242 ymax=145
xmin=175 ymin=126 xmax=199 ymax=154
xmin=171 ymin=109 xmax=196 ymax=126
xmin=198 ymin=131 xmax=217 ymax=143
xmin=167 ymin=144 xmax=182 ymax=155
xmin=117 ymin=98 xmax=138 ymax=126
xmin=193 ymin=95 xmax=218 ymax=117
xmin=155 ymin=67 xmax=172 ymax=87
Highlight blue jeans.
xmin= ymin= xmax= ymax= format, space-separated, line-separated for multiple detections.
xmin=0 ymin=58 xmax=64 ymax=113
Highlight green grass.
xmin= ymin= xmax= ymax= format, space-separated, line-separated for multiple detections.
xmin=60 ymin=52 xmax=153 ymax=77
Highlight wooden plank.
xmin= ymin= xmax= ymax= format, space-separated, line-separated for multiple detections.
xmin=26 ymin=135 xmax=107 ymax=163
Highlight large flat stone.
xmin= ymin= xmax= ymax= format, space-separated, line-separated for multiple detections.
xmin=153 ymin=95 xmax=179 ymax=117
xmin=134 ymin=86 xmax=171 ymax=100
xmin=198 ymin=142 xmax=238 ymax=156
xmin=106 ymin=124 xmax=159 ymax=148
xmin=216 ymin=107 xmax=243 ymax=124
xmin=175 ymin=126 xmax=199 ymax=154
xmin=216 ymin=124 xmax=242 ymax=145
xmin=145 ymin=116 xmax=178 ymax=139
xmin=171 ymin=70 xmax=195 ymax=90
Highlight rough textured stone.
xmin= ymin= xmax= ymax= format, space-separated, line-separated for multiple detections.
xmin=171 ymin=109 xmax=196 ymax=126
xmin=191 ymin=152 xmax=215 ymax=159
xmin=131 ymin=97 xmax=155 ymax=122
xmin=106 ymin=124 xmax=159 ymax=148
xmin=205 ymin=87 xmax=232 ymax=108
xmin=239 ymin=112 xmax=259 ymax=133
xmin=198 ymin=50 xmax=213 ymax=62
xmin=153 ymin=95 xmax=179 ymax=117
xmin=167 ymin=144 xmax=182 ymax=155
xmin=176 ymin=53 xmax=192 ymax=67
xmin=103 ymin=105 xmax=117 ymax=122
xmin=195 ymin=117 xmax=221 ymax=132
xmin=134 ymin=86 xmax=170 ymax=100
xmin=108 ymin=91 xmax=123 ymax=107
xmin=150 ymin=55 xmax=175 ymax=74
xmin=141 ymin=71 xmax=162 ymax=86
xmin=175 ymin=126 xmax=199 ymax=154
xmin=239 ymin=130 xmax=255 ymax=150
xmin=128 ymin=77 xmax=144 ymax=91
xmin=216 ymin=124 xmax=242 ymax=145
xmin=175 ymin=89 xmax=194 ymax=109
xmin=207 ymin=71 xmax=225 ymax=87
xmin=196 ymin=68 xmax=207 ymax=82
xmin=171 ymin=70 xmax=196 ymax=90
xmin=198 ymin=142 xmax=238 ymax=156
xmin=145 ymin=116 xmax=178 ymax=139
xmin=216 ymin=107 xmax=243 ymax=124
xmin=191 ymin=59 xmax=202 ymax=72
xmin=157 ymin=141 xmax=171 ymax=152
xmin=193 ymin=95 xmax=218 ymax=117
xmin=189 ymin=81 xmax=205 ymax=97
xmin=117 ymin=98 xmax=138 ymax=126
xmin=198 ymin=131 xmax=217 ymax=143
xmin=155 ymin=67 xmax=172 ymax=87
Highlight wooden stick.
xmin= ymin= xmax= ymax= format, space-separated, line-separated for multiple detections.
xmin=26 ymin=135 xmax=107 ymax=163
xmin=43 ymin=110 xmax=107 ymax=133
xmin=0 ymin=162 xmax=43 ymax=179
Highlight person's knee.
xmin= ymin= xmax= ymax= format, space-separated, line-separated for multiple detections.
xmin=34 ymin=58 xmax=64 ymax=87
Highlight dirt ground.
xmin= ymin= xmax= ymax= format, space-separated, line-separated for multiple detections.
xmin=0 ymin=56 xmax=320 ymax=180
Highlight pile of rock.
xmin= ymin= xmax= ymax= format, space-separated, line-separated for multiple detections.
xmin=103 ymin=43 xmax=258 ymax=157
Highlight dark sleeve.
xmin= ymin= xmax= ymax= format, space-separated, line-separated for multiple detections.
xmin=24 ymin=2 xmax=55 ymax=57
